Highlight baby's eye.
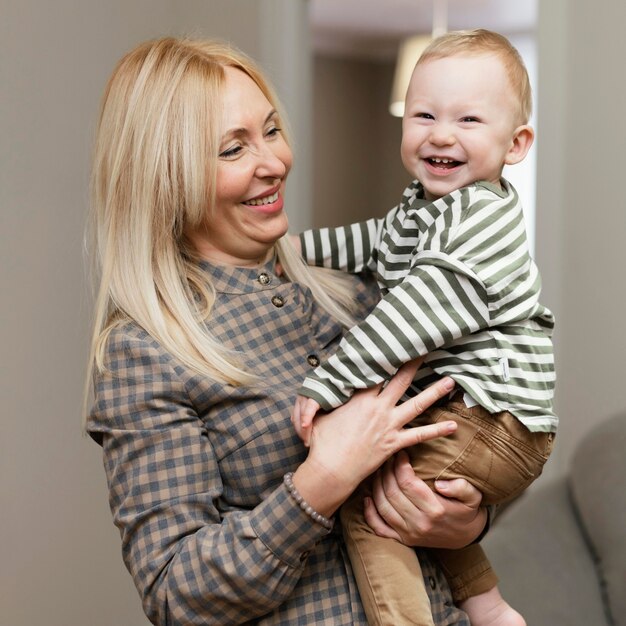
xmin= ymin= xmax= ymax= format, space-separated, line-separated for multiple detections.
xmin=219 ymin=144 xmax=243 ymax=159
xmin=416 ymin=112 xmax=434 ymax=120
xmin=461 ymin=116 xmax=480 ymax=123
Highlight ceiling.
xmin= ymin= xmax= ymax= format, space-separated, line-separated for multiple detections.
xmin=309 ymin=0 xmax=537 ymax=60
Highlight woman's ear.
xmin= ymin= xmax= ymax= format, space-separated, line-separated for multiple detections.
xmin=505 ymin=125 xmax=534 ymax=166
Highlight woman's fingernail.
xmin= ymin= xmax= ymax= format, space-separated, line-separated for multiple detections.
xmin=435 ymin=480 xmax=449 ymax=490
xmin=443 ymin=378 xmax=455 ymax=390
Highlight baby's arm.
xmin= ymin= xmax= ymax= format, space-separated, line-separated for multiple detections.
xmin=298 ymin=183 xmax=420 ymax=274
xmin=299 ymin=260 xmax=490 ymax=410
xmin=300 ymin=217 xmax=385 ymax=274
xmin=291 ymin=396 xmax=322 ymax=446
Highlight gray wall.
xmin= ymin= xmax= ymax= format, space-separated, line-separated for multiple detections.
xmin=534 ymin=0 xmax=626 ymax=475
xmin=312 ymin=56 xmax=409 ymax=228
xmin=0 ymin=1 xmax=308 ymax=624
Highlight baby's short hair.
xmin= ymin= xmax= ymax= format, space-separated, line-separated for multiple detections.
xmin=418 ymin=29 xmax=532 ymax=125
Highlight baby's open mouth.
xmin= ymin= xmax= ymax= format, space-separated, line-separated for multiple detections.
xmin=427 ymin=157 xmax=461 ymax=169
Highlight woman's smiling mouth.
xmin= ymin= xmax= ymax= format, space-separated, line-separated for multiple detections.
xmin=243 ymin=190 xmax=279 ymax=206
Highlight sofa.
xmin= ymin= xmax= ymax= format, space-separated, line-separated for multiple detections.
xmin=482 ymin=413 xmax=626 ymax=625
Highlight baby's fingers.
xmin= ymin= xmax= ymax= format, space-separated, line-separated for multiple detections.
xmin=300 ymin=398 xmax=320 ymax=429
xmin=291 ymin=398 xmax=306 ymax=440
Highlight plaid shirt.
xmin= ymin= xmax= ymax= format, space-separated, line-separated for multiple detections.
xmin=88 ymin=259 xmax=470 ymax=625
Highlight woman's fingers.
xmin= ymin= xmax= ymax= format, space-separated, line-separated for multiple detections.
xmin=369 ymin=459 xmax=409 ymax=529
xmin=290 ymin=398 xmax=305 ymax=440
xmin=433 ymin=477 xmax=483 ymax=509
xmin=368 ymin=453 xmax=435 ymax=539
xmin=398 ymin=419 xmax=457 ymax=450
xmin=393 ymin=375 xmax=455 ymax=426
xmin=363 ymin=494 xmax=402 ymax=541
xmin=372 ymin=452 xmax=487 ymax=549
xmin=302 ymin=367 xmax=458 ymax=506
xmin=378 ymin=359 xmax=423 ymax=403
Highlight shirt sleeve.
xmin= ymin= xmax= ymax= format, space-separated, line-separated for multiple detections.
xmin=299 ymin=218 xmax=385 ymax=274
xmin=298 ymin=181 xmax=421 ymax=275
xmin=87 ymin=328 xmax=332 ymax=626
xmin=298 ymin=258 xmax=491 ymax=409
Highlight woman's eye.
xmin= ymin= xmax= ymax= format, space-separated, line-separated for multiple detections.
xmin=266 ymin=125 xmax=282 ymax=138
xmin=219 ymin=145 xmax=243 ymax=159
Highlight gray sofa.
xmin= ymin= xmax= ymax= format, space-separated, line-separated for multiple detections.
xmin=482 ymin=413 xmax=626 ymax=625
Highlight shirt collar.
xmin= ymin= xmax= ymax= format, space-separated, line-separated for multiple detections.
xmin=198 ymin=257 xmax=280 ymax=295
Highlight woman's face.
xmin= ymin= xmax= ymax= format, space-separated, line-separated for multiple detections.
xmin=190 ymin=67 xmax=293 ymax=267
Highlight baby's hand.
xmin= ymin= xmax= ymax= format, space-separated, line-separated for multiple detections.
xmin=291 ymin=395 xmax=321 ymax=447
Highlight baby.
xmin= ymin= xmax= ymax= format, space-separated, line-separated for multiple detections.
xmin=293 ymin=29 xmax=556 ymax=626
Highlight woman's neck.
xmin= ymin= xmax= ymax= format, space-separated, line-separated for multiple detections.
xmin=195 ymin=245 xmax=274 ymax=269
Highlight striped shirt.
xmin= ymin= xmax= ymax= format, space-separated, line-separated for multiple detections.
xmin=300 ymin=179 xmax=557 ymax=432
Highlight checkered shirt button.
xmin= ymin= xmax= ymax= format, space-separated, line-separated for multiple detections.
xmin=307 ymin=354 xmax=320 ymax=367
xmin=257 ymin=272 xmax=271 ymax=285
xmin=271 ymin=295 xmax=285 ymax=308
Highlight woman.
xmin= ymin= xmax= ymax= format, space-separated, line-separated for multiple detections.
xmin=86 ymin=37 xmax=487 ymax=625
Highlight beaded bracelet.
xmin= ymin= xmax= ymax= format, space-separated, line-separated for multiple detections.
xmin=283 ymin=472 xmax=334 ymax=530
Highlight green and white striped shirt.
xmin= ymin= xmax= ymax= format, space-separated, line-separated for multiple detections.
xmin=299 ymin=179 xmax=557 ymax=432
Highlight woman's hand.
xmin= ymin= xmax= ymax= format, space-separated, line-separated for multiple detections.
xmin=363 ymin=450 xmax=487 ymax=549
xmin=292 ymin=360 xmax=457 ymax=519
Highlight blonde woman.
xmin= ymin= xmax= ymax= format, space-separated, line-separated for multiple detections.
xmin=86 ymin=37 xmax=487 ymax=625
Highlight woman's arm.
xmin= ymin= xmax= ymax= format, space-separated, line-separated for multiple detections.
xmin=89 ymin=331 xmax=457 ymax=625
xmin=292 ymin=362 xmax=457 ymax=519
xmin=89 ymin=329 xmax=325 ymax=625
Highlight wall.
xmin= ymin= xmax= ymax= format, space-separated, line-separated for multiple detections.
xmin=312 ymin=56 xmax=409 ymax=227
xmin=0 ymin=1 xmax=308 ymax=624
xmin=535 ymin=0 xmax=626 ymax=475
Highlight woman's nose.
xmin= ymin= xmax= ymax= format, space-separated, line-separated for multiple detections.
xmin=255 ymin=143 xmax=287 ymax=178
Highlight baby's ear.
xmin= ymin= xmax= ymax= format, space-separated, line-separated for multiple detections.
xmin=505 ymin=125 xmax=534 ymax=165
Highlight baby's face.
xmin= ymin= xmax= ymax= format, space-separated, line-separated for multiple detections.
xmin=401 ymin=53 xmax=527 ymax=200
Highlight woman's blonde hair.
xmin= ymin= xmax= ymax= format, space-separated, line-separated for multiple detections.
xmin=86 ymin=37 xmax=356 ymax=403
xmin=418 ymin=29 xmax=532 ymax=125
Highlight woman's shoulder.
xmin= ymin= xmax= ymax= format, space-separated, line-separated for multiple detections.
xmin=105 ymin=318 xmax=159 ymax=354
xmin=88 ymin=319 xmax=190 ymax=441
xmin=100 ymin=318 xmax=181 ymax=378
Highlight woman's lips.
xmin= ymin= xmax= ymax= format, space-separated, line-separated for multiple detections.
xmin=242 ymin=189 xmax=283 ymax=214
xmin=243 ymin=190 xmax=279 ymax=206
